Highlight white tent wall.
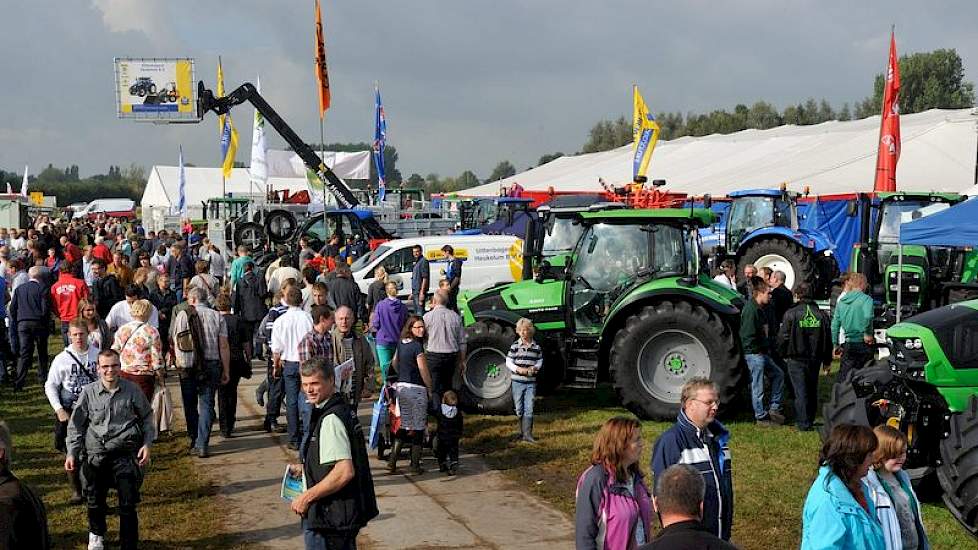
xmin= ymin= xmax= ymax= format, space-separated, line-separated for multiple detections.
xmin=466 ymin=108 xmax=978 ymax=197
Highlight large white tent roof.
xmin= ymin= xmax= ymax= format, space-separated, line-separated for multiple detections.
xmin=466 ymin=108 xmax=978 ymax=197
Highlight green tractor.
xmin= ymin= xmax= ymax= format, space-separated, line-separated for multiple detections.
xmin=847 ymin=192 xmax=976 ymax=326
xmin=822 ymin=299 xmax=978 ymax=537
xmin=457 ymin=208 xmax=745 ymax=420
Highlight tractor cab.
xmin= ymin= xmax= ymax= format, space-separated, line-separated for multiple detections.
xmin=567 ymin=209 xmax=709 ymax=334
xmin=204 ymin=197 xmax=251 ymax=223
xmin=725 ymin=189 xmax=798 ymax=253
xmin=851 ymin=192 xmax=966 ymax=323
xmin=292 ymin=207 xmax=391 ymax=263
xmin=531 ymin=198 xmax=625 ymax=278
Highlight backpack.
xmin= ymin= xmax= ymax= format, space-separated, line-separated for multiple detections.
xmin=176 ymin=306 xmax=207 ymax=371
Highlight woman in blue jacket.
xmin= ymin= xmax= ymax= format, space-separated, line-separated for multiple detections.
xmin=801 ymin=424 xmax=885 ymax=550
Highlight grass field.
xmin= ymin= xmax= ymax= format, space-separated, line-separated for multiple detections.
xmin=465 ymin=380 xmax=976 ymax=549
xmin=0 ymin=340 xmax=225 ymax=548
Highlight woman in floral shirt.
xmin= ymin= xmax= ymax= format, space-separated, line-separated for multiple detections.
xmin=111 ymin=298 xmax=164 ymax=401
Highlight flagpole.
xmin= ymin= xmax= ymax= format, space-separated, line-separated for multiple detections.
xmin=219 ymin=55 xmax=227 ymax=198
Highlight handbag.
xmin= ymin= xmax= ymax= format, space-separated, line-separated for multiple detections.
xmin=368 ymin=390 xmax=388 ymax=450
xmin=151 ymin=383 xmax=174 ymax=436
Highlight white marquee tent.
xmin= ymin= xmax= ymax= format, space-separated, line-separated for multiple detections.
xmin=465 ymin=108 xmax=978 ymax=197
xmin=140 ymin=150 xmax=371 ymax=226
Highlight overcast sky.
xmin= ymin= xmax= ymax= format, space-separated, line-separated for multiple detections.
xmin=2 ymin=1 xmax=976 ymax=181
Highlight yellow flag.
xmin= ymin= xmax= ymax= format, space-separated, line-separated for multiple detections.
xmin=217 ymin=59 xmax=239 ymax=179
xmin=632 ymin=85 xmax=661 ymax=181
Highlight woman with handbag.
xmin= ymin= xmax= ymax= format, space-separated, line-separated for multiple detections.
xmin=111 ymin=299 xmax=164 ymax=402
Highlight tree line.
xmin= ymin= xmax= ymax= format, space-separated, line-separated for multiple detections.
xmin=582 ymin=48 xmax=974 ymax=153
xmin=0 ymin=164 xmax=146 ymax=205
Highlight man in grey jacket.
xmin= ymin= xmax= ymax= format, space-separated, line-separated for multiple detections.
xmin=65 ymin=348 xmax=154 ymax=550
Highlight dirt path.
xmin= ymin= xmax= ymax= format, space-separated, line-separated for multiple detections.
xmin=171 ymin=372 xmax=575 ymax=549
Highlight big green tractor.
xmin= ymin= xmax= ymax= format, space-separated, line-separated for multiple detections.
xmin=457 ymin=208 xmax=745 ymax=420
xmin=848 ymin=192 xmax=976 ymax=326
xmin=822 ymin=299 xmax=978 ymax=537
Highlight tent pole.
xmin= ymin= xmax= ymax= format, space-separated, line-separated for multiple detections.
xmin=896 ymin=243 xmax=903 ymax=323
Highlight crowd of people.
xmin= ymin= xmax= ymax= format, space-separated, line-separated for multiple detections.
xmin=0 ymin=210 xmax=930 ymax=550
xmin=0 ymin=213 xmax=487 ymax=549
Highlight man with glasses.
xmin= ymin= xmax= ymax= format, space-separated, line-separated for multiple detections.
xmin=65 ymin=349 xmax=154 ymax=550
xmin=651 ymin=378 xmax=734 ymax=542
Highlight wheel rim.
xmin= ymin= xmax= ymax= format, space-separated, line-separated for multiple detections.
xmin=238 ymin=227 xmax=263 ymax=249
xmin=637 ymin=329 xmax=711 ymax=403
xmin=463 ymin=347 xmax=511 ymax=399
xmin=753 ymin=253 xmax=796 ymax=288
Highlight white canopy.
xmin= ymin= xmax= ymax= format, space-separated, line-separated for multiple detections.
xmin=140 ymin=150 xmax=372 ymax=216
xmin=466 ymin=108 xmax=978 ymax=197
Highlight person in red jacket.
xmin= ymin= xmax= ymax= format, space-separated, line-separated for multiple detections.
xmin=51 ymin=261 xmax=90 ymax=347
xmin=60 ymin=235 xmax=81 ymax=265
xmin=91 ymin=236 xmax=112 ymax=265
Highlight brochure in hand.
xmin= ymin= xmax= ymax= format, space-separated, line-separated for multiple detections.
xmin=281 ymin=464 xmax=306 ymax=503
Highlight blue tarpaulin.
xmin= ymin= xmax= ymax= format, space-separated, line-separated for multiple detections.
xmin=799 ymin=198 xmax=861 ymax=273
xmin=900 ymin=197 xmax=978 ymax=247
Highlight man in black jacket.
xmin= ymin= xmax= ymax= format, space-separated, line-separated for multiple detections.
xmin=231 ymin=260 xmax=268 ymax=358
xmin=9 ymin=266 xmax=52 ymax=390
xmin=0 ymin=420 xmax=50 ymax=549
xmin=777 ymin=282 xmax=833 ymax=431
xmin=641 ymin=464 xmax=737 ymax=550
xmin=290 ymin=357 xmax=377 ymax=549
xmin=91 ymin=260 xmax=124 ymax=320
xmin=327 ymin=266 xmax=364 ymax=322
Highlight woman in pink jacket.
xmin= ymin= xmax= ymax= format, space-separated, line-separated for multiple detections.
xmin=575 ymin=417 xmax=651 ymax=549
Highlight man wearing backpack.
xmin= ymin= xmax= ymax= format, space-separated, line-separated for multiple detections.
xmin=172 ymin=288 xmax=230 ymax=458
xmin=231 ymin=260 xmax=267 ymax=360
xmin=777 ymin=282 xmax=833 ymax=432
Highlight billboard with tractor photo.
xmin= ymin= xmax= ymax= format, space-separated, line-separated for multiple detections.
xmin=114 ymin=57 xmax=198 ymax=122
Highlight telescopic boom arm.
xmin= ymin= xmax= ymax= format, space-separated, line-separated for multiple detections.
xmin=197 ymin=81 xmax=360 ymax=209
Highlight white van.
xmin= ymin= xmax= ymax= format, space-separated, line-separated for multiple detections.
xmin=351 ymin=234 xmax=523 ymax=298
xmin=72 ymin=198 xmax=136 ymax=220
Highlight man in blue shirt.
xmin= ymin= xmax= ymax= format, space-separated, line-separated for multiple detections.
xmin=410 ymin=245 xmax=430 ymax=314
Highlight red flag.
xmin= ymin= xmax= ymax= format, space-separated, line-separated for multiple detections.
xmin=314 ymin=0 xmax=331 ymax=118
xmin=874 ymin=30 xmax=901 ymax=192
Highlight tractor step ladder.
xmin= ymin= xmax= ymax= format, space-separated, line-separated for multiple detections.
xmin=564 ymin=346 xmax=599 ymax=389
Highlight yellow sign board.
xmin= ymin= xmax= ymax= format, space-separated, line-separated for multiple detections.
xmin=29 ymin=192 xmax=43 ymax=206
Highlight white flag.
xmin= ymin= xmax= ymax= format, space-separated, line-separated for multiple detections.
xmin=249 ymin=74 xmax=267 ymax=187
xmin=20 ymin=165 xmax=28 ymax=196
xmin=5 ymin=182 xmax=11 ymax=194
xmin=177 ymin=146 xmax=187 ymax=218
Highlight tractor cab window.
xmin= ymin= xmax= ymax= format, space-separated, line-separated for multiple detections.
xmin=305 ymin=214 xmax=357 ymax=250
xmin=542 ymin=217 xmax=584 ymax=257
xmin=727 ymin=196 xmax=795 ymax=251
xmin=650 ymin=225 xmax=688 ymax=276
xmin=878 ymin=201 xmax=951 ymax=244
xmin=570 ymin=223 xmax=650 ymax=332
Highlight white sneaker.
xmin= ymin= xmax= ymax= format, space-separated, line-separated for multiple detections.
xmin=88 ymin=532 xmax=104 ymax=550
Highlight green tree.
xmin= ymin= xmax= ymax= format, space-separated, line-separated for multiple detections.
xmin=537 ymin=152 xmax=565 ymax=166
xmin=582 ymin=116 xmax=632 ymax=153
xmin=456 ymin=170 xmax=480 ymax=189
xmin=488 ymin=161 xmax=516 ymax=182
xmin=405 ymin=173 xmax=425 ymax=188
xmin=859 ymin=49 xmax=975 ymax=117
xmin=746 ymin=101 xmax=782 ymax=129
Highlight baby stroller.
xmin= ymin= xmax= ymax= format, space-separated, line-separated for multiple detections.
xmin=372 ymin=381 xmax=430 ymax=474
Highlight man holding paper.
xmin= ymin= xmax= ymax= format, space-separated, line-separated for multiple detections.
xmin=289 ymin=356 xmax=378 ymax=549
xmin=330 ymin=306 xmax=375 ymax=408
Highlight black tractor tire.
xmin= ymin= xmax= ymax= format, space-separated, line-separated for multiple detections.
xmin=168 ymin=90 xmax=178 ymax=102
xmin=609 ymin=300 xmax=742 ymax=421
xmin=264 ymin=209 xmax=298 ymax=244
xmin=136 ymin=88 xmax=146 ymax=98
xmin=938 ymin=395 xmax=978 ymax=538
xmin=149 ymin=84 xmax=157 ymax=94
xmin=233 ymin=222 xmax=266 ymax=251
xmin=821 ymin=366 xmax=937 ymax=488
xmin=739 ymin=238 xmax=815 ymax=291
xmin=459 ymin=322 xmax=516 ymax=415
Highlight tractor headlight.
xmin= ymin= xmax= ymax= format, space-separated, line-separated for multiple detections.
xmin=904 ymin=338 xmax=922 ymax=349
xmin=908 ymin=285 xmax=920 ymax=292
xmin=823 ymin=250 xmax=833 ymax=256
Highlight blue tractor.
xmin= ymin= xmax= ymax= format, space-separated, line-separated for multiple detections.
xmin=717 ymin=189 xmax=839 ymax=296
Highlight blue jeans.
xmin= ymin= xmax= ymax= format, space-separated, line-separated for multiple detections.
xmin=302 ymin=526 xmax=357 ymax=550
xmin=179 ymin=360 xmax=222 ymax=451
xmin=511 ymin=380 xmax=536 ymax=418
xmin=283 ymin=361 xmax=311 ymax=445
xmin=744 ymin=353 xmax=785 ymax=420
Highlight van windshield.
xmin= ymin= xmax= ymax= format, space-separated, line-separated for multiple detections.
xmin=351 ymin=245 xmax=390 ymax=272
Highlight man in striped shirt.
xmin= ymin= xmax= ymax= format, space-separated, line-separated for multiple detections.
xmin=505 ymin=318 xmax=543 ymax=443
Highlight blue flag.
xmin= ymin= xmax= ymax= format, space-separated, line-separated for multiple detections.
xmin=177 ymin=145 xmax=187 ymax=217
xmin=373 ymin=85 xmax=387 ymax=202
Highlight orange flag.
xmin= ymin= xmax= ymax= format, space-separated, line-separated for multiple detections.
xmin=314 ymin=0 xmax=331 ymax=118
xmin=874 ymin=30 xmax=900 ymax=192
